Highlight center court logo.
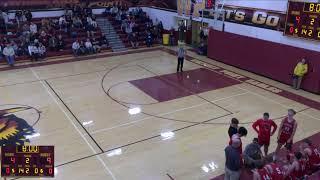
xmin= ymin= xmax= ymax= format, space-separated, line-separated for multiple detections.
xmin=0 ymin=106 xmax=39 ymax=146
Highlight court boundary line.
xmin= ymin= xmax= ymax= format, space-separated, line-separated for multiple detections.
xmin=29 ymin=68 xmax=117 ymax=180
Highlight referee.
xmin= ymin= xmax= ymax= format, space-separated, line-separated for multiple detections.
xmin=177 ymin=46 xmax=186 ymax=72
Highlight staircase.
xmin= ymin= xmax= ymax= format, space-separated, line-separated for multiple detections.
xmin=96 ymin=18 xmax=127 ymax=52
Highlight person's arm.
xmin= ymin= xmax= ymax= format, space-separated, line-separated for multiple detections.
xmin=293 ymin=64 xmax=298 ymax=75
xmin=277 ymin=119 xmax=284 ymax=140
xmin=288 ymin=121 xmax=297 ymax=142
xmin=271 ymin=120 xmax=278 ymax=136
xmin=252 ymin=120 xmax=260 ymax=134
xmin=303 ymin=64 xmax=308 ymax=75
xmin=252 ymin=170 xmax=261 ymax=180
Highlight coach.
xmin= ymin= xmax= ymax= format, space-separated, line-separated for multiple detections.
xmin=224 ymin=138 xmax=242 ymax=180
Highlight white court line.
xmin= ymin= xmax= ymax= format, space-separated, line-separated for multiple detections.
xmin=91 ymin=92 xmax=249 ymax=135
xmin=30 ymin=68 xmax=117 ymax=180
xmin=236 ymin=85 xmax=320 ymax=121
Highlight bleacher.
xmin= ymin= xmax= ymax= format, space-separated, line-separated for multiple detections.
xmin=0 ymin=16 xmax=112 ymax=66
xmin=107 ymin=14 xmax=161 ymax=49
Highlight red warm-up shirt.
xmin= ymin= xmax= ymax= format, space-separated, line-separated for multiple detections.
xmin=252 ymin=119 xmax=277 ymax=139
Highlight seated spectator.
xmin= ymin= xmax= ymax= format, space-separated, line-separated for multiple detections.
xmin=129 ymin=33 xmax=139 ymax=49
xmin=49 ymin=35 xmax=58 ymax=51
xmin=73 ymin=16 xmax=82 ymax=28
xmin=111 ymin=5 xmax=119 ymax=16
xmin=121 ymin=20 xmax=128 ymax=33
xmin=72 ymin=39 xmax=80 ymax=56
xmin=10 ymin=40 xmax=19 ymax=56
xmin=79 ymin=40 xmax=86 ymax=55
xmin=17 ymin=41 xmax=28 ymax=56
xmin=30 ymin=22 xmax=38 ymax=35
xmin=24 ymin=10 xmax=32 ymax=22
xmin=28 ymin=42 xmax=40 ymax=61
xmin=22 ymin=23 xmax=30 ymax=36
xmin=39 ymin=30 xmax=49 ymax=47
xmin=59 ymin=15 xmax=67 ymax=31
xmin=38 ymin=43 xmax=46 ymax=59
xmin=85 ymin=39 xmax=94 ymax=54
xmin=69 ymin=25 xmax=78 ymax=38
xmin=243 ymin=138 xmax=264 ymax=169
xmin=92 ymin=38 xmax=101 ymax=53
xmin=91 ymin=19 xmax=98 ymax=30
xmin=125 ymin=23 xmax=132 ymax=34
xmin=3 ymin=44 xmax=15 ymax=67
xmin=146 ymin=31 xmax=153 ymax=47
xmin=115 ymin=12 xmax=122 ymax=24
xmin=99 ymin=35 xmax=109 ymax=48
xmin=104 ymin=5 xmax=112 ymax=16
xmin=85 ymin=22 xmax=94 ymax=38
xmin=197 ymin=41 xmax=208 ymax=56
xmin=41 ymin=18 xmax=50 ymax=30
xmin=57 ymin=35 xmax=65 ymax=51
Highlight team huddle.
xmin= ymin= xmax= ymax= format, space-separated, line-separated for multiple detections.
xmin=227 ymin=109 xmax=320 ymax=180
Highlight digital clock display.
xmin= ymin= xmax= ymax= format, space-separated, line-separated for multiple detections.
xmin=284 ymin=1 xmax=320 ymax=41
xmin=1 ymin=146 xmax=54 ymax=177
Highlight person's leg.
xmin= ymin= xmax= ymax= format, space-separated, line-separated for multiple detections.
xmin=264 ymin=145 xmax=269 ymax=156
xmin=224 ymin=167 xmax=231 ymax=180
xmin=177 ymin=58 xmax=181 ymax=72
xmin=292 ymin=76 xmax=298 ymax=89
xmin=297 ymin=76 xmax=303 ymax=90
xmin=6 ymin=56 xmax=13 ymax=66
xmin=230 ymin=170 xmax=240 ymax=180
xmin=180 ymin=58 xmax=184 ymax=72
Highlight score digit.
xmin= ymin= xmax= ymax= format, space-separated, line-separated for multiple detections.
xmin=296 ymin=16 xmax=301 ymax=24
xmin=47 ymin=157 xmax=52 ymax=164
xmin=310 ymin=18 xmax=315 ymax=25
xmin=25 ymin=157 xmax=30 ymax=164
xmin=10 ymin=157 xmax=15 ymax=164
xmin=309 ymin=3 xmax=315 ymax=12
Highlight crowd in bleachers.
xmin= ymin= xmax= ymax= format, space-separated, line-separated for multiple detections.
xmin=0 ymin=4 xmax=109 ymax=67
xmin=105 ymin=4 xmax=163 ymax=49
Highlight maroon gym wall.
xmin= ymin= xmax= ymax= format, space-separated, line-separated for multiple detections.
xmin=207 ymin=29 xmax=320 ymax=94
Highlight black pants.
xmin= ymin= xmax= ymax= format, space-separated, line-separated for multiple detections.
xmin=177 ymin=57 xmax=184 ymax=72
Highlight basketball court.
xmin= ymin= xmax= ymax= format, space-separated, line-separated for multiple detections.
xmin=1 ymin=47 xmax=320 ymax=180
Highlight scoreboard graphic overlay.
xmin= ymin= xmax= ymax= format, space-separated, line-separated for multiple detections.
xmin=1 ymin=146 xmax=54 ymax=177
xmin=284 ymin=1 xmax=320 ymax=41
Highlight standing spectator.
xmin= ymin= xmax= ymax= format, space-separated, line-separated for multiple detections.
xmin=275 ymin=109 xmax=297 ymax=156
xmin=57 ymin=35 xmax=65 ymax=51
xmin=252 ymin=112 xmax=277 ymax=156
xmin=15 ymin=10 xmax=23 ymax=28
xmin=225 ymin=138 xmax=242 ymax=180
xmin=292 ymin=58 xmax=308 ymax=90
xmin=169 ymin=28 xmax=176 ymax=46
xmin=30 ymin=22 xmax=38 ymax=35
xmin=84 ymin=39 xmax=94 ymax=54
xmin=176 ymin=46 xmax=186 ymax=72
xmin=228 ymin=118 xmax=239 ymax=139
xmin=49 ymin=35 xmax=58 ymax=51
xmin=72 ymin=39 xmax=80 ymax=56
xmin=3 ymin=44 xmax=15 ymax=67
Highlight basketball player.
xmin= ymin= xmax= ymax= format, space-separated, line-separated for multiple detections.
xmin=252 ymin=112 xmax=277 ymax=156
xmin=177 ymin=46 xmax=186 ymax=72
xmin=252 ymin=161 xmax=271 ymax=180
xmin=285 ymin=151 xmax=307 ymax=180
xmin=300 ymin=139 xmax=320 ymax=173
xmin=275 ymin=109 xmax=297 ymax=156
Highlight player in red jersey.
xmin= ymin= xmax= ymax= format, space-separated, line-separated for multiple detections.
xmin=275 ymin=109 xmax=297 ymax=156
xmin=252 ymin=112 xmax=278 ymax=156
xmin=265 ymin=162 xmax=286 ymax=180
xmin=285 ymin=151 xmax=307 ymax=180
xmin=252 ymin=161 xmax=272 ymax=180
xmin=300 ymin=139 xmax=320 ymax=174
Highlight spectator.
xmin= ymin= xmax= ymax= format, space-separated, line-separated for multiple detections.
xmin=225 ymin=138 xmax=242 ymax=180
xmin=72 ymin=39 xmax=80 ymax=56
xmin=57 ymin=35 xmax=65 ymax=51
xmin=69 ymin=25 xmax=78 ymax=38
xmin=38 ymin=43 xmax=46 ymax=59
xmin=17 ymin=41 xmax=28 ymax=56
xmin=92 ymin=38 xmax=101 ymax=53
xmin=85 ymin=21 xmax=94 ymax=38
xmin=125 ymin=22 xmax=133 ymax=34
xmin=30 ymin=22 xmax=38 ymax=35
xmin=292 ymin=58 xmax=308 ymax=90
xmin=28 ymin=42 xmax=40 ymax=61
xmin=41 ymin=18 xmax=50 ymax=30
xmin=104 ymin=4 xmax=112 ymax=16
xmin=243 ymin=138 xmax=264 ymax=169
xmin=24 ymin=10 xmax=33 ymax=22
xmin=169 ymin=28 xmax=176 ymax=46
xmin=79 ymin=40 xmax=86 ymax=55
xmin=1 ymin=11 xmax=10 ymax=30
xmin=84 ymin=39 xmax=94 ymax=54
xmin=228 ymin=118 xmax=239 ymax=139
xmin=73 ymin=16 xmax=82 ymax=28
xmin=39 ymin=30 xmax=49 ymax=47
xmin=49 ymin=35 xmax=58 ymax=51
xmin=10 ymin=40 xmax=19 ymax=56
xmin=59 ymin=15 xmax=67 ymax=31
xmin=22 ymin=23 xmax=30 ymax=36
xmin=111 ymin=5 xmax=119 ymax=16
xmin=15 ymin=10 xmax=24 ymax=28
xmin=121 ymin=20 xmax=128 ymax=33
xmin=146 ymin=31 xmax=153 ymax=47
xmin=3 ymin=44 xmax=16 ymax=66
xmin=91 ymin=19 xmax=98 ymax=30
xmin=129 ymin=33 xmax=139 ymax=49
xmin=115 ymin=12 xmax=122 ymax=24
xmin=99 ymin=35 xmax=109 ymax=48
xmin=197 ymin=40 xmax=207 ymax=56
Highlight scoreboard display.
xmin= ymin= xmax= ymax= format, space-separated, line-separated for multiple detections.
xmin=284 ymin=1 xmax=320 ymax=41
xmin=1 ymin=146 xmax=54 ymax=177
